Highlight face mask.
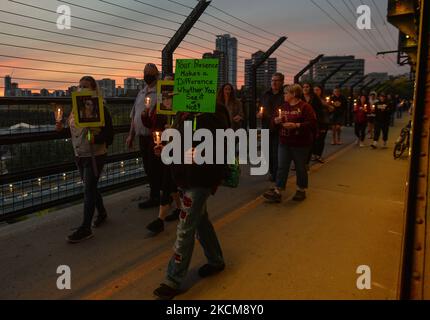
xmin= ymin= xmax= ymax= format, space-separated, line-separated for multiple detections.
xmin=144 ymin=75 xmax=157 ymax=85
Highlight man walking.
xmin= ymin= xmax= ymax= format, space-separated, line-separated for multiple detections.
xmin=257 ymin=73 xmax=285 ymax=181
xmin=127 ymin=63 xmax=162 ymax=209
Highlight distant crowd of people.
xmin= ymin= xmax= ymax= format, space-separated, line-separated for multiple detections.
xmin=55 ymin=64 xmax=410 ymax=300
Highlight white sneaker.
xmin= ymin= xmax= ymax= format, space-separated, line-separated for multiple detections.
xmin=371 ymin=142 xmax=377 ymax=149
xmin=382 ymin=142 xmax=388 ymax=149
xmin=360 ymin=143 xmax=366 ymax=148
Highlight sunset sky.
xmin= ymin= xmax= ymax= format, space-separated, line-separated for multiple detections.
xmin=0 ymin=0 xmax=407 ymax=95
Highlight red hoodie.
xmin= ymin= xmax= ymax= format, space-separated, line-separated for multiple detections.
xmin=354 ymin=103 xmax=368 ymax=124
xmin=271 ymin=100 xmax=317 ymax=147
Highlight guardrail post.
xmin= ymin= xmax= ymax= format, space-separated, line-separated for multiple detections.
xmin=162 ymin=0 xmax=211 ymax=76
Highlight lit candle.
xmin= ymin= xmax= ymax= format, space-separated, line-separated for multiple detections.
xmin=154 ymin=131 xmax=161 ymax=146
xmin=278 ymin=108 xmax=282 ymax=118
xmin=259 ymin=106 xmax=264 ymax=114
xmin=325 ymin=96 xmax=330 ymax=103
xmin=55 ymin=106 xmax=63 ymax=122
xmin=145 ymin=97 xmax=151 ymax=108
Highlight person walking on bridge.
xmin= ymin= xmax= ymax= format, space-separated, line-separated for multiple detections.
xmin=153 ymin=104 xmax=230 ymax=300
xmin=127 ymin=63 xmax=162 ymax=209
xmin=257 ymin=73 xmax=285 ymax=181
xmin=371 ymin=92 xmax=394 ymax=149
xmin=263 ymin=84 xmax=317 ymax=203
xmin=56 ymin=76 xmax=114 ymax=243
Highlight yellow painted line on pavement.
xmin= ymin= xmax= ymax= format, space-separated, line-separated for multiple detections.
xmin=84 ymin=142 xmax=355 ymax=300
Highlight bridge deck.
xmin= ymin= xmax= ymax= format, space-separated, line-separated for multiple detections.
xmin=0 ymin=118 xmax=409 ymax=300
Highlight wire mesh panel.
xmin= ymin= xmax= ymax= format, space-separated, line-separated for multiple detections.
xmin=0 ymin=97 xmax=145 ymax=220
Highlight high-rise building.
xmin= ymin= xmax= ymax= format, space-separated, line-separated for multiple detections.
xmin=10 ymin=83 xmax=19 ymax=97
xmin=124 ymin=78 xmax=142 ymax=93
xmin=4 ymin=75 xmax=11 ymax=96
xmin=116 ymin=86 xmax=125 ymax=97
xmin=216 ymin=34 xmax=238 ymax=88
xmin=40 ymin=89 xmax=50 ymax=97
xmin=97 ymin=79 xmax=116 ymax=97
xmin=244 ymin=51 xmax=277 ymax=90
xmin=21 ymin=89 xmax=32 ymax=97
xmin=203 ymin=50 xmax=228 ymax=88
xmin=311 ymin=55 xmax=365 ymax=91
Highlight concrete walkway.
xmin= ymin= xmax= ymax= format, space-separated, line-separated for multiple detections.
xmin=0 ymin=119 xmax=409 ymax=300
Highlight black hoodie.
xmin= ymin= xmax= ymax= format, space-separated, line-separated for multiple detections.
xmin=171 ymin=104 xmax=230 ymax=191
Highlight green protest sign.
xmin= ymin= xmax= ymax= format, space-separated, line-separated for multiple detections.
xmin=173 ymin=59 xmax=219 ymax=113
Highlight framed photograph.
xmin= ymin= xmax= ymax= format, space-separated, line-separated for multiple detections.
xmin=157 ymin=80 xmax=176 ymax=115
xmin=71 ymin=90 xmax=105 ymax=128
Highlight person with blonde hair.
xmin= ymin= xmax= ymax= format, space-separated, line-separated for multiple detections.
xmin=263 ymin=84 xmax=317 ymax=203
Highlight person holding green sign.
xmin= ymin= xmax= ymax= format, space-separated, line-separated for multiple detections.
xmin=153 ymin=103 xmax=231 ymax=300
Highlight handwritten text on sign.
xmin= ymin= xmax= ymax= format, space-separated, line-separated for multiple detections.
xmin=173 ymin=59 xmax=219 ymax=113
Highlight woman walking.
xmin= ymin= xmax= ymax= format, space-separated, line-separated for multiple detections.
xmin=263 ymin=84 xmax=317 ymax=203
xmin=56 ymin=76 xmax=113 ymax=243
xmin=303 ymin=83 xmax=330 ymax=163
xmin=142 ymin=76 xmax=182 ymax=235
xmin=354 ymin=95 xmax=368 ymax=147
xmin=217 ymin=83 xmax=244 ymax=131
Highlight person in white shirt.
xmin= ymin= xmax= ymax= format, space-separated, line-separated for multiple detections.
xmin=126 ymin=63 xmax=161 ymax=209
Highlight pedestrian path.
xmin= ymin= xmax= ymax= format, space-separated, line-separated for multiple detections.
xmin=0 ymin=119 xmax=409 ymax=299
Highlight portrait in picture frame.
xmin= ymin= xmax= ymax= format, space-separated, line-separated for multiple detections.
xmin=72 ymin=90 xmax=105 ymax=128
xmin=157 ymin=80 xmax=176 ymax=116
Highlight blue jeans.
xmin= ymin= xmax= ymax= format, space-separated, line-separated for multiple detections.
xmin=165 ymin=187 xmax=224 ymax=289
xmin=76 ymin=155 xmax=106 ymax=231
xmin=276 ymin=144 xmax=310 ymax=190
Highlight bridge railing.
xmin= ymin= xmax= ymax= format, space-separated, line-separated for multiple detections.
xmin=0 ymin=97 xmax=146 ymax=222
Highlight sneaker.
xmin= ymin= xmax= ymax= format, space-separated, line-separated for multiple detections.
xmin=92 ymin=213 xmax=107 ymax=228
xmin=198 ymin=264 xmax=225 ymax=278
xmin=138 ymin=198 xmax=160 ymax=209
xmin=371 ymin=142 xmax=377 ymax=149
xmin=359 ymin=143 xmax=366 ymax=148
xmin=153 ymin=284 xmax=180 ymax=300
xmin=67 ymin=227 xmax=93 ymax=244
xmin=292 ymin=190 xmax=306 ymax=202
xmin=315 ymin=157 xmax=325 ymax=164
xmin=382 ymin=142 xmax=388 ymax=149
xmin=165 ymin=209 xmax=180 ymax=222
xmin=263 ymin=188 xmax=282 ymax=203
xmin=146 ymin=218 xmax=164 ymax=234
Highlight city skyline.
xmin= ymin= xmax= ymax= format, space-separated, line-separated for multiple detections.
xmin=0 ymin=0 xmax=408 ymax=96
